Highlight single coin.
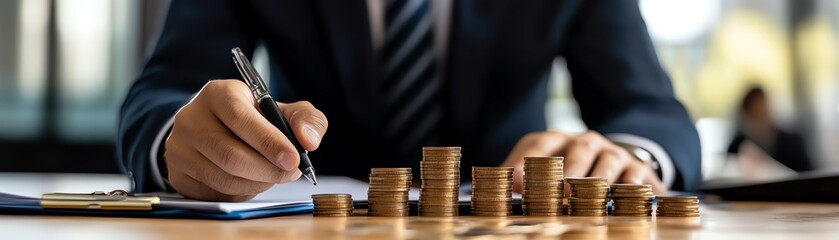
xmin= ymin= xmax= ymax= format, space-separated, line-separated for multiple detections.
xmin=656 ymin=213 xmax=700 ymax=217
xmin=656 ymin=206 xmax=700 ymax=211
xmin=312 ymin=202 xmax=354 ymax=207
xmin=371 ymin=168 xmax=412 ymax=173
xmin=422 ymin=146 xmax=462 ymax=151
xmin=523 ymin=156 xmax=565 ymax=161
xmin=570 ymin=202 xmax=608 ymax=207
xmin=313 ymin=213 xmax=353 ymax=217
xmin=565 ymin=177 xmax=608 ymax=184
xmin=612 ymin=213 xmax=652 ymax=217
xmin=655 ymin=196 xmax=699 ymax=202
xmin=524 ymin=212 xmax=562 ymax=216
xmin=569 ymin=198 xmax=608 ymax=203
xmin=311 ymin=193 xmax=352 ymax=199
xmin=471 ymin=212 xmax=513 ymax=217
xmin=610 ymin=184 xmax=652 ymax=189
xmin=570 ymin=212 xmax=608 ymax=216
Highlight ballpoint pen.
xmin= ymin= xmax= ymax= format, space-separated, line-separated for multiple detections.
xmin=231 ymin=47 xmax=318 ymax=186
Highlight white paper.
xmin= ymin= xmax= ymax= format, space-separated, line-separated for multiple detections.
xmin=154 ymin=176 xmax=371 ymax=213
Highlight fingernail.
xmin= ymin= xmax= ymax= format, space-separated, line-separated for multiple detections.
xmin=277 ymin=152 xmax=296 ymax=171
xmin=293 ymin=169 xmax=303 ymax=180
xmin=304 ymin=125 xmax=321 ymax=146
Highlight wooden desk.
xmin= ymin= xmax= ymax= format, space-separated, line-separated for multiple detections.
xmin=1 ymin=201 xmax=838 ymax=239
xmin=1 ymin=173 xmax=837 ymax=239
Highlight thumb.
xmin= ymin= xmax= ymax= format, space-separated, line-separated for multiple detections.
xmin=279 ymin=101 xmax=329 ymax=151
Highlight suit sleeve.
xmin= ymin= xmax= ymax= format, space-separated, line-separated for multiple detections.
xmin=562 ymin=0 xmax=701 ymax=191
xmin=117 ymin=0 xmax=257 ymax=192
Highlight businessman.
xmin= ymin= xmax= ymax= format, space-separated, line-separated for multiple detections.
xmin=118 ymin=0 xmax=701 ymax=201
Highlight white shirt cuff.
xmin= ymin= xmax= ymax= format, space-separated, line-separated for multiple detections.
xmin=149 ymin=115 xmax=176 ymax=191
xmin=605 ymin=133 xmax=676 ymax=189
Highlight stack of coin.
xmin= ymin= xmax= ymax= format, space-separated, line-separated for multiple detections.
xmin=566 ymin=177 xmax=609 ymax=216
xmin=609 ymin=184 xmax=654 ymax=216
xmin=470 ymin=167 xmax=514 ymax=216
xmin=367 ymin=168 xmax=412 ymax=216
xmin=419 ymin=146 xmax=462 ymax=216
xmin=656 ymin=196 xmax=700 ymax=217
xmin=521 ymin=157 xmax=564 ymax=216
xmin=312 ymin=194 xmax=353 ymax=217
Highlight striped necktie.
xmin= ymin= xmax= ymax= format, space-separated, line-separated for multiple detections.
xmin=382 ymin=0 xmax=442 ymax=154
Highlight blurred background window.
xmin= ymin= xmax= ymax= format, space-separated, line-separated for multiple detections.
xmin=0 ymin=0 xmax=837 ymax=180
xmin=548 ymin=0 xmax=839 ymax=180
xmin=0 ymin=0 xmax=167 ymax=172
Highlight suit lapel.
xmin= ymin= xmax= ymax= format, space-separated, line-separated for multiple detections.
xmin=314 ymin=0 xmax=379 ymax=131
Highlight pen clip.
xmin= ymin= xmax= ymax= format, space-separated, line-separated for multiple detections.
xmin=231 ymin=47 xmax=270 ymax=100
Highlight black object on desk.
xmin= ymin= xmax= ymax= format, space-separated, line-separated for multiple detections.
xmin=701 ymin=170 xmax=839 ymax=203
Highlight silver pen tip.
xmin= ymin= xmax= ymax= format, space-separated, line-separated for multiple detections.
xmin=302 ymin=168 xmax=317 ymax=186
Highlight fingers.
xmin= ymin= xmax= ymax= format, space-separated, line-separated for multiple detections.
xmin=561 ymin=131 xmax=608 ymax=178
xmin=168 ymin=146 xmax=280 ymax=197
xmin=618 ymin=162 xmax=646 ymax=185
xmin=619 ymin=161 xmax=667 ymax=194
xmin=646 ymin=173 xmax=667 ymax=195
xmin=168 ymin=170 xmax=257 ymax=202
xmin=589 ymin=148 xmax=631 ymax=184
xmin=166 ymin=79 xmax=323 ymax=201
xmin=504 ymin=130 xmax=669 ymax=195
xmin=279 ymin=101 xmax=329 ymax=151
xmin=194 ymin=124 xmax=303 ymax=184
xmin=203 ymin=80 xmax=299 ymax=170
xmin=502 ymin=131 xmax=570 ymax=193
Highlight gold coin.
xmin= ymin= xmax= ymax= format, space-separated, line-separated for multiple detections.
xmin=420 ymin=189 xmax=459 ymax=195
xmin=569 ymin=197 xmax=608 ymax=202
xmin=565 ymin=177 xmax=607 ymax=184
xmin=655 ymin=196 xmax=699 ymax=202
xmin=612 ymin=213 xmax=652 ymax=217
xmin=422 ymin=157 xmax=462 ymax=162
xmin=371 ymin=167 xmax=412 ymax=173
xmin=570 ymin=212 xmax=608 ymax=216
xmin=523 ymin=198 xmax=562 ymax=204
xmin=369 ymin=175 xmax=412 ymax=180
xmin=422 ymin=146 xmax=462 ymax=151
xmin=571 ymin=185 xmax=610 ymax=190
xmin=367 ymin=191 xmax=409 ymax=195
xmin=311 ymin=193 xmax=352 ymax=199
xmin=472 ymin=166 xmax=514 ymax=171
xmin=418 ymin=198 xmax=459 ymax=204
xmin=524 ymin=156 xmax=565 ymax=161
xmin=657 ymin=204 xmax=701 ymax=209
xmin=420 ymin=161 xmax=460 ymax=167
xmin=313 ymin=213 xmax=352 ymax=217
xmin=524 ymin=212 xmax=562 ymax=216
xmin=610 ymin=184 xmax=651 ymax=189
xmin=419 ymin=208 xmax=459 ymax=213
xmin=471 ymin=211 xmax=512 ymax=217
xmin=420 ymin=175 xmax=461 ymax=180
xmin=613 ymin=204 xmax=653 ymax=209
xmin=656 ymin=212 xmax=700 ymax=217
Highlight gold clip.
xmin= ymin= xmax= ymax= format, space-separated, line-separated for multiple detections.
xmin=41 ymin=190 xmax=160 ymax=211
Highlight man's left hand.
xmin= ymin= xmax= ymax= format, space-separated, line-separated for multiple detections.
xmin=501 ymin=130 xmax=666 ymax=195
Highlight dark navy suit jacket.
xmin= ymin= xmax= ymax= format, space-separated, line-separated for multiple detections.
xmin=118 ymin=0 xmax=701 ymax=193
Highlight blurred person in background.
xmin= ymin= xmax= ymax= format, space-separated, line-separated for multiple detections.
xmin=727 ymin=86 xmax=814 ymax=172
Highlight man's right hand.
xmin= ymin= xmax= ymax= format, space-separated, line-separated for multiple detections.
xmin=164 ymin=80 xmax=328 ymax=202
